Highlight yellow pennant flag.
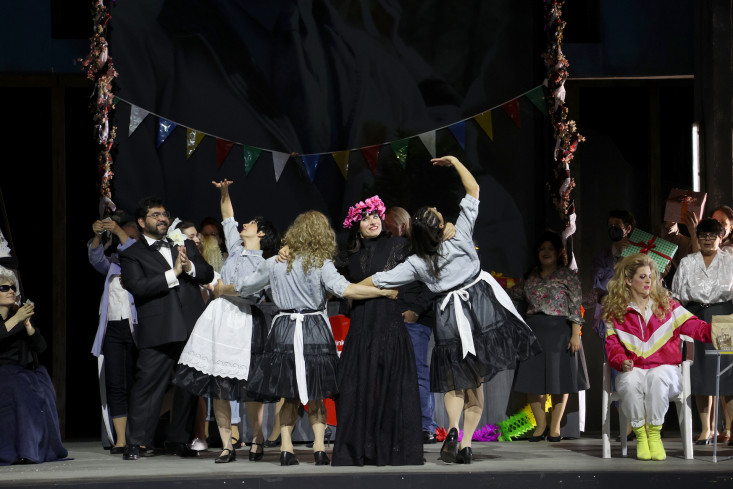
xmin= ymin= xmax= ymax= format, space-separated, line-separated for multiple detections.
xmin=332 ymin=151 xmax=350 ymax=179
xmin=186 ymin=129 xmax=206 ymax=159
xmin=474 ymin=111 xmax=494 ymax=141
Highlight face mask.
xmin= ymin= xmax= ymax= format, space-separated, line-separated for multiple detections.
xmin=608 ymin=226 xmax=625 ymax=242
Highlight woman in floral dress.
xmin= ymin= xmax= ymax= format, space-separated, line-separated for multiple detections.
xmin=509 ymin=231 xmax=589 ymax=442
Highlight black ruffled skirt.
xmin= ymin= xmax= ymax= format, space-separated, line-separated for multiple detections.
xmin=246 ymin=313 xmax=340 ymax=402
xmin=430 ymin=276 xmax=542 ymax=392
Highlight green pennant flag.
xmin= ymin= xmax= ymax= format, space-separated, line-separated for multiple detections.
xmin=243 ymin=145 xmax=262 ymax=175
xmin=525 ymin=86 xmax=548 ymax=115
xmin=389 ymin=139 xmax=409 ymax=168
xmin=112 ymin=96 xmax=120 ymax=105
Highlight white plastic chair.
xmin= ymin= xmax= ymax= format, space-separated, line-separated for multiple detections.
xmin=601 ymin=335 xmax=694 ymax=459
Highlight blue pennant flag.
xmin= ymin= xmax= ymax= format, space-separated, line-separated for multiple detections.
xmin=157 ymin=118 xmax=177 ymax=148
xmin=302 ymin=154 xmax=320 ymax=182
xmin=448 ymin=121 xmax=466 ymax=150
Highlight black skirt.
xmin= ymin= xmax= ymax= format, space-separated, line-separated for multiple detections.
xmin=689 ymin=301 xmax=733 ymax=396
xmin=430 ymin=276 xmax=542 ymax=392
xmin=246 ymin=312 xmax=340 ymax=402
xmin=513 ymin=314 xmax=589 ymax=395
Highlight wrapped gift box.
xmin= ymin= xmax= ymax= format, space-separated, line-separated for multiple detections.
xmin=621 ymin=228 xmax=678 ymax=273
xmin=663 ymin=188 xmax=706 ymax=223
xmin=490 ymin=271 xmax=517 ymax=289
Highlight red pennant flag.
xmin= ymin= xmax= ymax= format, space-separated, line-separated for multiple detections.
xmin=361 ymin=144 xmax=381 ymax=175
xmin=501 ymin=99 xmax=521 ymax=128
xmin=216 ymin=138 xmax=234 ymax=168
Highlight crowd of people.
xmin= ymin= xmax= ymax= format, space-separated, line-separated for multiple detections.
xmin=2 ymin=155 xmax=732 ymax=466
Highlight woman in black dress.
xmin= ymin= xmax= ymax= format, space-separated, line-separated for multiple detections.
xmin=331 ymin=196 xmax=424 ymax=466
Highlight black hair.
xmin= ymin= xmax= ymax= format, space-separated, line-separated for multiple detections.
xmin=250 ymin=216 xmax=279 ymax=255
xmin=178 ymin=220 xmax=196 ymax=232
xmin=696 ymin=218 xmax=724 ymax=237
xmin=134 ymin=196 xmax=166 ymax=231
xmin=410 ymin=206 xmax=444 ymax=279
xmin=345 ymin=211 xmax=390 ymax=254
xmin=534 ymin=230 xmax=567 ymax=269
xmin=607 ymin=209 xmax=635 ymax=229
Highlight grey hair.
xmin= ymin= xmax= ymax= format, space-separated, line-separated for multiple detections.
xmin=0 ymin=265 xmax=19 ymax=293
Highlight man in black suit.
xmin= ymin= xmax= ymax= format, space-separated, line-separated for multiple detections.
xmin=119 ymin=197 xmax=214 ymax=460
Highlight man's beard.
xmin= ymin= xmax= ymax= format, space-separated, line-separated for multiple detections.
xmin=145 ymin=221 xmax=168 ymax=239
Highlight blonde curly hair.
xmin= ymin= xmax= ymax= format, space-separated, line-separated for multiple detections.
xmin=283 ymin=211 xmax=337 ymax=274
xmin=200 ymin=234 xmax=224 ymax=273
xmin=601 ymin=253 xmax=671 ymax=324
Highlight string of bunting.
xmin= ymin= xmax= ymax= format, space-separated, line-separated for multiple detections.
xmin=79 ymin=0 xmax=118 ymax=200
xmin=543 ymin=0 xmax=585 ymax=269
xmin=115 ymin=83 xmax=548 ymax=184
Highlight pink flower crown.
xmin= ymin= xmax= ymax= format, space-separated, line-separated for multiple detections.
xmin=343 ymin=195 xmax=386 ymax=229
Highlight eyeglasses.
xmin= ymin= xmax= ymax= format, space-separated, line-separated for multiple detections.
xmin=698 ymin=233 xmax=721 ymax=241
xmin=147 ymin=211 xmax=171 ymax=220
xmin=0 ymin=284 xmax=17 ymax=293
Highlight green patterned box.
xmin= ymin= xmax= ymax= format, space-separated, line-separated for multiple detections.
xmin=621 ymin=228 xmax=678 ymax=273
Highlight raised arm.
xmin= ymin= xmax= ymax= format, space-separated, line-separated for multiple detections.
xmin=431 ymin=156 xmax=479 ymax=199
xmin=212 ymin=179 xmax=235 ymax=220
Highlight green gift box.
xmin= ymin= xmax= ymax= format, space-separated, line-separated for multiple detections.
xmin=621 ymin=228 xmax=678 ymax=273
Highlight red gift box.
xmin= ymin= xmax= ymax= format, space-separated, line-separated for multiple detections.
xmin=663 ymin=188 xmax=706 ymax=223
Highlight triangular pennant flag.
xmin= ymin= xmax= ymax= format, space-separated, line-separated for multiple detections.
xmin=361 ymin=145 xmax=381 ymax=175
xmin=525 ymin=86 xmax=548 ymax=115
xmin=156 ymin=118 xmax=177 ymax=147
xmin=389 ymin=139 xmax=409 ymax=169
xmin=448 ymin=121 xmax=466 ymax=149
xmin=418 ymin=131 xmax=436 ymax=158
xmin=474 ymin=111 xmax=494 ymax=141
xmin=501 ymin=99 xmax=521 ymax=128
xmin=242 ymin=145 xmax=263 ymax=175
xmin=186 ymin=129 xmax=205 ymax=159
xmin=301 ymin=154 xmax=320 ymax=182
xmin=272 ymin=151 xmax=290 ymax=182
xmin=215 ymin=138 xmax=234 ymax=168
xmin=129 ymin=105 xmax=149 ymax=136
xmin=112 ymin=96 xmax=120 ymax=105
xmin=332 ymin=151 xmax=350 ymax=179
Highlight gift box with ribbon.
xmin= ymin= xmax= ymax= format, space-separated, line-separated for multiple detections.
xmin=621 ymin=228 xmax=678 ymax=273
xmin=490 ymin=271 xmax=517 ymax=289
xmin=663 ymin=188 xmax=706 ymax=223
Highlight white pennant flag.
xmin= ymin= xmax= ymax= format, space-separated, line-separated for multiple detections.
xmin=128 ymin=105 xmax=149 ymax=136
xmin=418 ymin=131 xmax=436 ymax=158
xmin=272 ymin=151 xmax=290 ymax=182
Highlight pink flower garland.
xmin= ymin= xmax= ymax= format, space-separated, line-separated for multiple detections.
xmin=343 ymin=195 xmax=386 ymax=229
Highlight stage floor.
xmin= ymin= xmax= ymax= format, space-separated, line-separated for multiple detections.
xmin=2 ymin=435 xmax=733 ymax=488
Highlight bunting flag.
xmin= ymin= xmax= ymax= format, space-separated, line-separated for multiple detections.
xmin=128 ymin=105 xmax=148 ymax=136
xmin=474 ymin=111 xmax=494 ymax=141
xmin=418 ymin=131 xmax=436 ymax=158
xmin=302 ymin=154 xmax=320 ymax=182
xmin=215 ymin=138 xmax=234 ymax=168
xmin=272 ymin=151 xmax=290 ymax=182
xmin=242 ymin=145 xmax=262 ymax=175
xmin=156 ymin=118 xmax=177 ymax=147
xmin=186 ymin=129 xmax=205 ymax=159
xmin=526 ymin=86 xmax=548 ymax=115
xmin=448 ymin=120 xmax=466 ymax=149
xmin=501 ymin=99 xmax=521 ymax=128
xmin=389 ymin=139 xmax=409 ymax=168
xmin=332 ymin=150 xmax=350 ymax=179
xmin=361 ymin=145 xmax=381 ymax=175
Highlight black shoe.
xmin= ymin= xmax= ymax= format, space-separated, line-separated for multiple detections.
xmin=164 ymin=441 xmax=199 ymax=458
xmin=455 ymin=447 xmax=472 ymax=464
xmin=249 ymin=443 xmax=264 ymax=462
xmin=439 ymin=428 xmax=459 ymax=463
xmin=547 ymin=433 xmax=562 ymax=442
xmin=696 ymin=436 xmax=713 ymax=446
xmin=528 ymin=427 xmax=549 ymax=442
xmin=109 ymin=446 xmax=126 ymax=455
xmin=423 ymin=431 xmax=438 ymax=444
xmin=280 ymin=451 xmax=299 ymax=466
xmin=264 ymin=435 xmax=281 ymax=448
xmin=140 ymin=447 xmax=155 ymax=457
xmin=123 ymin=445 xmax=140 ymax=461
xmin=314 ymin=451 xmax=330 ymax=465
xmin=215 ymin=448 xmax=236 ymax=464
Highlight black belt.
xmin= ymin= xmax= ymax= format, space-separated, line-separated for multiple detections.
xmin=686 ymin=301 xmax=731 ymax=314
xmin=279 ymin=308 xmax=319 ymax=314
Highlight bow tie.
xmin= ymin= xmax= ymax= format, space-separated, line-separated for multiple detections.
xmin=150 ymin=239 xmax=171 ymax=251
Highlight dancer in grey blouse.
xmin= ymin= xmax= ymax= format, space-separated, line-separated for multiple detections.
xmin=363 ymin=156 xmax=541 ymax=464
xmin=216 ymin=210 xmax=396 ymax=467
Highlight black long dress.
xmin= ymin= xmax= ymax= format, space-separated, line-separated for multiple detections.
xmin=332 ymin=236 xmax=424 ymax=466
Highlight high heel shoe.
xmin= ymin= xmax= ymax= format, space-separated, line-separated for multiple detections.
xmin=547 ymin=433 xmax=562 ymax=443
xmin=528 ymin=427 xmax=549 ymax=442
xmin=280 ymin=451 xmax=299 ymax=466
xmin=455 ymin=447 xmax=472 ymax=464
xmin=695 ymin=435 xmax=713 ymax=446
xmin=264 ymin=435 xmax=281 ymax=448
xmin=214 ymin=448 xmax=236 ymax=464
xmin=718 ymin=430 xmax=731 ymax=444
xmin=249 ymin=442 xmax=264 ymax=462
xmin=314 ymin=451 xmax=330 ymax=465
xmin=439 ymin=428 xmax=459 ymax=463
